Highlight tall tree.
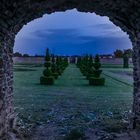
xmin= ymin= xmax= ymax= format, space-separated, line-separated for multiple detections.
xmin=114 ymin=49 xmax=123 ymax=58
xmin=124 ymin=49 xmax=133 ymax=58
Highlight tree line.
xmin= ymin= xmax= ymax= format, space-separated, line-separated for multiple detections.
xmin=13 ymin=48 xmax=133 ymax=58
xmin=114 ymin=49 xmax=133 ymax=58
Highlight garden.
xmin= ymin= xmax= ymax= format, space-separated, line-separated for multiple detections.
xmin=13 ymin=50 xmax=133 ymax=139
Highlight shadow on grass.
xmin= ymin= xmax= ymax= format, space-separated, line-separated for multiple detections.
xmin=14 ymin=68 xmax=37 ymax=72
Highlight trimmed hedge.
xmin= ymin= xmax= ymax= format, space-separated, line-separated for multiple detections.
xmin=89 ymin=77 xmax=105 ymax=86
xmin=43 ymin=69 xmax=52 ymax=77
xmin=52 ymin=73 xmax=59 ymax=79
xmin=93 ymin=70 xmax=102 ymax=78
xmin=40 ymin=76 xmax=54 ymax=85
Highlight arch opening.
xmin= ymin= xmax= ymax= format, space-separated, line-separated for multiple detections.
xmin=0 ymin=0 xmax=140 ymax=139
xmin=13 ymin=9 xmax=134 ymax=139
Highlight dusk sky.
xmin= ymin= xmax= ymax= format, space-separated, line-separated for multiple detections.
xmin=14 ymin=9 xmax=132 ymax=56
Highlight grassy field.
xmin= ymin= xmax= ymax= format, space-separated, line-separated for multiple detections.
xmin=13 ymin=63 xmax=133 ymax=138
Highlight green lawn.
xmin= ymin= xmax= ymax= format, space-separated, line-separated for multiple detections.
xmin=13 ymin=64 xmax=133 ymax=136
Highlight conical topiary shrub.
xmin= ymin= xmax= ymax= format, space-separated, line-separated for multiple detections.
xmin=51 ymin=54 xmax=59 ymax=79
xmin=81 ymin=55 xmax=89 ymax=76
xmin=87 ymin=55 xmax=94 ymax=80
xmin=56 ymin=56 xmax=62 ymax=75
xmin=76 ymin=56 xmax=82 ymax=68
xmin=89 ymin=54 xmax=105 ymax=86
xmin=123 ymin=53 xmax=129 ymax=68
xmin=63 ymin=57 xmax=69 ymax=68
xmin=40 ymin=48 xmax=54 ymax=85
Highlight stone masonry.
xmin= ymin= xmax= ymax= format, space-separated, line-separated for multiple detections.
xmin=0 ymin=0 xmax=140 ymax=139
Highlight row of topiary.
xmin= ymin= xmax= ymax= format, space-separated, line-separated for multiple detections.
xmin=40 ymin=48 xmax=69 ymax=85
xmin=77 ymin=54 xmax=105 ymax=86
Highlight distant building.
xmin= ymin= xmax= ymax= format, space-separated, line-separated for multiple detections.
xmin=99 ymin=54 xmax=114 ymax=59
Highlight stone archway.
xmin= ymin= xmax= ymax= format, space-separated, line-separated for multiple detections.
xmin=0 ymin=0 xmax=140 ymax=138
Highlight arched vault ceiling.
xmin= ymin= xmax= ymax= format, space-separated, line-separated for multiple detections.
xmin=0 ymin=0 xmax=140 ymax=40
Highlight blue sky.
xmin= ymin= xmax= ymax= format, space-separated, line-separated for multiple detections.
xmin=14 ymin=9 xmax=132 ymax=56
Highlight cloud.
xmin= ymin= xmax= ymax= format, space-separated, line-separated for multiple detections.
xmin=78 ymin=35 xmax=127 ymax=41
xmin=14 ymin=9 xmax=132 ymax=55
xmin=32 ymin=28 xmax=78 ymax=39
xmin=27 ymin=23 xmax=126 ymax=41
xmin=88 ymin=23 xmax=119 ymax=30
